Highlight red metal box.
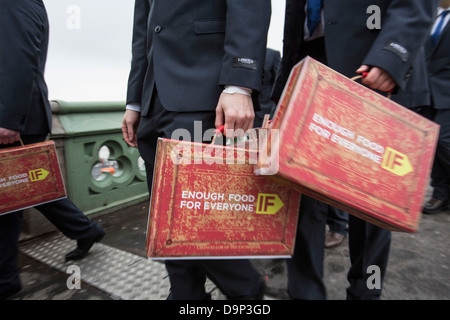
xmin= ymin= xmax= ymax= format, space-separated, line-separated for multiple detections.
xmin=146 ymin=138 xmax=301 ymax=259
xmin=0 ymin=141 xmax=67 ymax=215
xmin=256 ymin=57 xmax=439 ymax=232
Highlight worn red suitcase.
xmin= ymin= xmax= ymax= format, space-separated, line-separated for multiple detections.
xmin=0 ymin=141 xmax=67 ymax=215
xmin=146 ymin=138 xmax=301 ymax=259
xmin=256 ymin=57 xmax=439 ymax=232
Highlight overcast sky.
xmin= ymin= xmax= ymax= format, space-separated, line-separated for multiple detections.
xmin=43 ymin=0 xmax=285 ymax=102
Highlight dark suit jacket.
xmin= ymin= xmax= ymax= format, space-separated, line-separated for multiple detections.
xmin=426 ymin=11 xmax=450 ymax=110
xmin=126 ymin=0 xmax=271 ymax=117
xmin=258 ymin=48 xmax=281 ymax=117
xmin=272 ymin=0 xmax=439 ymax=109
xmin=0 ymin=0 xmax=52 ymax=136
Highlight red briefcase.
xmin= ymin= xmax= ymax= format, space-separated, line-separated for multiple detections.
xmin=0 ymin=140 xmax=67 ymax=215
xmin=256 ymin=57 xmax=439 ymax=233
xmin=146 ymin=137 xmax=301 ymax=259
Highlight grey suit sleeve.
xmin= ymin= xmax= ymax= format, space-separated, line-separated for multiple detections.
xmin=362 ymin=0 xmax=439 ymax=90
xmin=126 ymin=0 xmax=151 ymax=105
xmin=218 ymin=0 xmax=271 ymax=92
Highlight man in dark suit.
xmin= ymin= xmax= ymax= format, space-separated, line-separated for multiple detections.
xmin=122 ymin=0 xmax=271 ymax=299
xmin=272 ymin=0 xmax=438 ymax=299
xmin=0 ymin=0 xmax=105 ymax=299
xmin=423 ymin=0 xmax=450 ymax=214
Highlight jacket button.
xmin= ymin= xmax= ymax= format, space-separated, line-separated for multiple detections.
xmin=154 ymin=26 xmax=162 ymax=33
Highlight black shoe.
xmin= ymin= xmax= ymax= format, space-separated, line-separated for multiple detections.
xmin=423 ymin=198 xmax=448 ymax=214
xmin=0 ymin=283 xmax=21 ymax=300
xmin=254 ymin=280 xmax=267 ymax=300
xmin=65 ymin=229 xmax=105 ymax=261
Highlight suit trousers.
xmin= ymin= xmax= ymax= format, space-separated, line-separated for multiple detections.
xmin=288 ymin=194 xmax=391 ymax=300
xmin=136 ymin=90 xmax=264 ymax=299
xmin=417 ymin=108 xmax=450 ymax=200
xmin=430 ymin=109 xmax=450 ymax=200
xmin=0 ymin=135 xmax=104 ymax=293
xmin=326 ymin=206 xmax=349 ymax=234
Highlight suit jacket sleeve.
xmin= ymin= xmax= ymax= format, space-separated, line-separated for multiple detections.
xmin=271 ymin=50 xmax=282 ymax=97
xmin=126 ymin=0 xmax=150 ymax=105
xmin=218 ymin=0 xmax=271 ymax=92
xmin=271 ymin=0 xmax=306 ymax=100
xmin=0 ymin=1 xmax=42 ymax=131
xmin=426 ymin=21 xmax=450 ymax=109
xmin=362 ymin=0 xmax=438 ymax=90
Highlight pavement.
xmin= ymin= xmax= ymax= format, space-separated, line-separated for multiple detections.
xmin=7 ymin=198 xmax=450 ymax=301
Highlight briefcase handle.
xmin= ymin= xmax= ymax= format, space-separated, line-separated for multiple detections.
xmin=210 ymin=126 xmax=258 ymax=147
xmin=1 ymin=138 xmax=25 ymax=150
xmin=211 ymin=113 xmax=272 ymax=146
xmin=351 ymin=72 xmax=392 ymax=99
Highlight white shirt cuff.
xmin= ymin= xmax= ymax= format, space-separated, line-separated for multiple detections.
xmin=126 ymin=102 xmax=141 ymax=113
xmin=223 ymin=86 xmax=252 ymax=96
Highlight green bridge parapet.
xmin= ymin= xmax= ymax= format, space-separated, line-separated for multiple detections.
xmin=50 ymin=100 xmax=149 ymax=217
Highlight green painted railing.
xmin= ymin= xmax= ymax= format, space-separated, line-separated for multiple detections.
xmin=50 ymin=100 xmax=149 ymax=216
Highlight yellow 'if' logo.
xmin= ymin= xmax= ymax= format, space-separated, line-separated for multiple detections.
xmin=381 ymin=147 xmax=413 ymax=176
xmin=29 ymin=168 xmax=50 ymax=182
xmin=256 ymin=194 xmax=284 ymax=215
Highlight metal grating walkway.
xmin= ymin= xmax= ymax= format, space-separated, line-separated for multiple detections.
xmin=20 ymin=234 xmax=223 ymax=300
